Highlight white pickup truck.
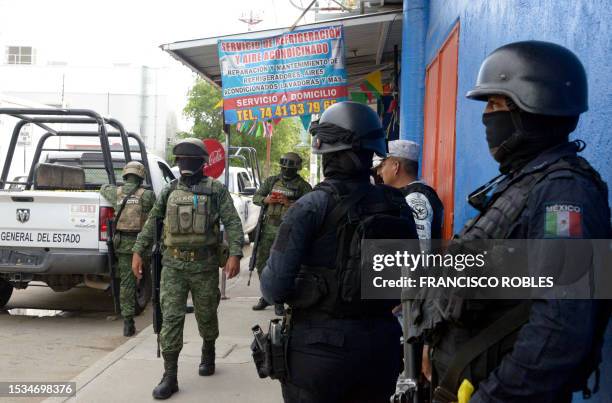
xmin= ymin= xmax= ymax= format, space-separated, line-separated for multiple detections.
xmin=0 ymin=109 xmax=174 ymax=311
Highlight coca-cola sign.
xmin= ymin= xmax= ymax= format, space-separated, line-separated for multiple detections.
xmin=202 ymin=139 xmax=226 ymax=178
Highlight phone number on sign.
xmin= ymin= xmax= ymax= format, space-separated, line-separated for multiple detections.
xmin=236 ymin=99 xmax=338 ymax=121
xmin=2 ymin=382 xmax=75 ymax=397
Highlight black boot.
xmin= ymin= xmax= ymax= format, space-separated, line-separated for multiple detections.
xmin=274 ymin=304 xmax=286 ymax=316
xmin=252 ymin=297 xmax=270 ymax=311
xmin=153 ymin=352 xmax=179 ymax=400
xmin=123 ymin=318 xmax=135 ymax=337
xmin=199 ymin=340 xmax=215 ymax=376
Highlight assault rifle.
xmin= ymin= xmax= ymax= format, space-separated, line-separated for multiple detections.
xmin=106 ymin=218 xmax=121 ymax=314
xmin=392 ymin=299 xmax=425 ymax=403
xmin=247 ymin=206 xmax=267 ymax=286
xmin=152 ymin=217 xmax=163 ymax=357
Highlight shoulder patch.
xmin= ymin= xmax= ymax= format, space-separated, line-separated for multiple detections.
xmin=544 ymin=203 xmax=583 ymax=238
xmin=405 ymin=192 xmax=432 ymax=221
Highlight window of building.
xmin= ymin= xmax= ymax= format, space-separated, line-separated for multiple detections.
xmin=6 ymin=46 xmax=36 ymax=65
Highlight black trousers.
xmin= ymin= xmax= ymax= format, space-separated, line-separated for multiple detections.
xmin=281 ymin=317 xmax=402 ymax=403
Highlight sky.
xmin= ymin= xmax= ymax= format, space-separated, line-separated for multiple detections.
xmin=0 ymin=0 xmax=322 ymax=125
xmin=0 ymin=0 xmax=315 ymax=67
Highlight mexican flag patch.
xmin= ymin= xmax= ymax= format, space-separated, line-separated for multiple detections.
xmin=544 ymin=204 xmax=582 ymax=237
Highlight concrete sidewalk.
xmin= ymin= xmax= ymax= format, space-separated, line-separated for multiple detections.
xmin=45 ymin=255 xmax=283 ymax=403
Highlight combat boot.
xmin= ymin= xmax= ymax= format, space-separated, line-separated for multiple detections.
xmin=123 ymin=318 xmax=135 ymax=337
xmin=274 ymin=304 xmax=285 ymax=316
xmin=199 ymin=340 xmax=215 ymax=376
xmin=252 ymin=297 xmax=270 ymax=311
xmin=153 ymin=352 xmax=179 ymax=399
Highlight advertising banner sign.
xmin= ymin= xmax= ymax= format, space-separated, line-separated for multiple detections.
xmin=218 ymin=25 xmax=348 ymax=124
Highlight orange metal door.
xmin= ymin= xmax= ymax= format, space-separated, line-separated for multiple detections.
xmin=422 ymin=24 xmax=459 ymax=239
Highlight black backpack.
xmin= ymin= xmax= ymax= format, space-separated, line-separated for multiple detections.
xmin=316 ymin=181 xmax=418 ymax=303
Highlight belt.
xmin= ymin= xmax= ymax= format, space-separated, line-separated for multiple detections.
xmin=168 ymin=247 xmax=214 ymax=262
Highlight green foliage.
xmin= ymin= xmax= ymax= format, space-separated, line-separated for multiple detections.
xmin=182 ymin=78 xmax=311 ymax=179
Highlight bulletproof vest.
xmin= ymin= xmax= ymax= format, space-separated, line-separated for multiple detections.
xmin=290 ymin=181 xmax=417 ymax=320
xmin=459 ymin=155 xmax=607 ymax=240
xmin=266 ymin=176 xmax=302 ymax=219
xmin=401 ymin=182 xmax=444 ymax=239
xmin=432 ymin=153 xmax=610 ymax=396
xmin=115 ymin=186 xmax=146 ymax=232
xmin=163 ymin=178 xmax=218 ymax=248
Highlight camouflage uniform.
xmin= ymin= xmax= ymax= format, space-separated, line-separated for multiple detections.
xmin=252 ymin=174 xmax=312 ymax=275
xmin=100 ymin=178 xmax=155 ymax=319
xmin=132 ymin=177 xmax=243 ymax=354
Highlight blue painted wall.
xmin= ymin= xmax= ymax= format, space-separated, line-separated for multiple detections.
xmin=423 ymin=0 xmax=612 ymax=233
xmin=420 ymin=1 xmax=612 ymax=400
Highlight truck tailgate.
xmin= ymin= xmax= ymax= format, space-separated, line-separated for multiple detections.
xmin=0 ymin=190 xmax=103 ymax=250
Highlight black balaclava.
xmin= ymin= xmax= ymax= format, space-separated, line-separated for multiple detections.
xmin=178 ymin=157 xmax=205 ymax=186
xmin=482 ymin=109 xmax=578 ymax=174
xmin=281 ymin=167 xmax=298 ymax=181
xmin=322 ymin=149 xmax=373 ymax=181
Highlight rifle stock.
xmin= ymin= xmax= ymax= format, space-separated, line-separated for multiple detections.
xmin=152 ymin=217 xmax=163 ymax=358
xmin=106 ymin=218 xmax=121 ymax=314
xmin=247 ymin=206 xmax=267 ymax=286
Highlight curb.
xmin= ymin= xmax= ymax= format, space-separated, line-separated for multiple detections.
xmin=42 ymin=324 xmax=154 ymax=403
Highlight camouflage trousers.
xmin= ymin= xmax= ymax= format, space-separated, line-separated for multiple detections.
xmin=255 ymin=225 xmax=279 ymax=276
xmin=160 ymin=264 xmax=220 ymax=354
xmin=117 ymin=253 xmax=136 ymax=319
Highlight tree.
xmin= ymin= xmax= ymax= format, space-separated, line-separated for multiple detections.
xmin=182 ymin=78 xmax=311 ymax=179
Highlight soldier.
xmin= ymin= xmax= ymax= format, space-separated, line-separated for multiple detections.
xmin=378 ymin=140 xmax=443 ymax=241
xmin=260 ymin=101 xmax=418 ymax=402
xmin=251 ymin=152 xmax=312 ymax=315
xmin=131 ymin=138 xmax=244 ymax=400
xmin=100 ymin=161 xmax=155 ymax=337
xmin=422 ymin=41 xmax=611 ymax=402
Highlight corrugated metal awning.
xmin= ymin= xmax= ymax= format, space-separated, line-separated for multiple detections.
xmin=161 ymin=10 xmax=403 ymax=90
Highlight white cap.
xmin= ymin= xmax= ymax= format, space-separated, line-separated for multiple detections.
xmin=387 ymin=140 xmax=420 ymax=162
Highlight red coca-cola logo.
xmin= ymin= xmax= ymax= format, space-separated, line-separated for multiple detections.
xmin=202 ymin=139 xmax=225 ymax=178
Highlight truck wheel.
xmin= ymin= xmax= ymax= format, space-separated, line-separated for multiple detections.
xmin=134 ymin=264 xmax=152 ymax=316
xmin=0 ymin=279 xmax=13 ymax=309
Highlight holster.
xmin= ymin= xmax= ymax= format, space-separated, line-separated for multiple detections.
xmin=250 ymin=318 xmax=289 ymax=381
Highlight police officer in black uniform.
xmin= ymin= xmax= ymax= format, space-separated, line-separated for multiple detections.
xmin=424 ymin=41 xmax=611 ymax=403
xmin=260 ymin=101 xmax=418 ymax=403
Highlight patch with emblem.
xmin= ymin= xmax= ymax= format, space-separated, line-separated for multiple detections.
xmin=544 ymin=203 xmax=582 ymax=237
xmin=406 ymin=192 xmax=431 ymax=221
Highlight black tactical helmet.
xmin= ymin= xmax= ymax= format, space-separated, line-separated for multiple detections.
xmin=173 ymin=138 xmax=209 ymax=161
xmin=310 ymin=101 xmax=386 ymax=157
xmin=466 ymin=41 xmax=588 ymax=116
xmin=279 ymin=152 xmax=302 ymax=170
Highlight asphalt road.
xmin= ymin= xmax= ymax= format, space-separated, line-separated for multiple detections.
xmin=0 ymin=282 xmax=152 ymax=403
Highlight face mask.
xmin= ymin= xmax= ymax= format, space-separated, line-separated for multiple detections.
xmin=177 ymin=157 xmax=205 ymax=177
xmin=482 ymin=111 xmax=516 ymax=152
xmin=125 ymin=174 xmax=142 ymax=185
xmin=281 ymin=167 xmax=298 ymax=181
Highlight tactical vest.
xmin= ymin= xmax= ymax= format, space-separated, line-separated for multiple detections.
xmin=401 ymin=182 xmax=444 ymax=239
xmin=290 ymin=181 xmax=416 ymax=320
xmin=163 ymin=179 xmax=218 ymax=248
xmin=431 ymin=153 xmax=609 ymax=400
xmin=115 ymin=187 xmax=146 ymax=232
xmin=266 ymin=176 xmax=302 ymax=223
xmin=459 ymin=155 xmax=607 ymax=240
